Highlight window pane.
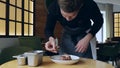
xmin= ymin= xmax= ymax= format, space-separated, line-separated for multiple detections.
xmin=24 ymin=0 xmax=28 ymax=10
xmin=119 ymin=19 xmax=120 ymax=23
xmin=0 ymin=2 xmax=6 ymax=18
xmin=119 ymin=28 xmax=120 ymax=32
xmin=9 ymin=6 xmax=15 ymax=20
xmin=119 ymin=13 xmax=120 ymax=18
xmin=114 ymin=13 xmax=119 ymax=18
xmin=24 ymin=11 xmax=28 ymax=23
xmin=29 ymin=13 xmax=33 ymax=24
xmin=24 ymin=24 xmax=28 ymax=36
xmin=114 ymin=19 xmax=119 ymax=23
xmin=16 ymin=23 xmax=22 ymax=35
xmin=29 ymin=25 xmax=33 ymax=36
xmin=0 ymin=20 xmax=6 ymax=35
xmin=114 ymin=33 xmax=119 ymax=37
xmin=30 ymin=1 xmax=33 ymax=12
xmin=10 ymin=0 xmax=15 ymax=5
xmin=17 ymin=8 xmax=22 ymax=21
xmin=119 ymin=33 xmax=120 ymax=37
xmin=17 ymin=0 xmax=22 ymax=8
xmin=9 ymin=21 xmax=15 ymax=35
xmin=114 ymin=28 xmax=119 ymax=32
xmin=114 ymin=23 xmax=118 ymax=27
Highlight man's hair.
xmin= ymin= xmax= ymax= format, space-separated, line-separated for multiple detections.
xmin=58 ymin=0 xmax=84 ymax=13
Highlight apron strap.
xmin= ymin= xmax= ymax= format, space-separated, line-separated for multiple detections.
xmin=90 ymin=37 xmax=97 ymax=60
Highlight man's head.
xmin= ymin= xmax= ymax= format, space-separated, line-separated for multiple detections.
xmin=58 ymin=0 xmax=84 ymax=13
xmin=58 ymin=0 xmax=84 ymax=21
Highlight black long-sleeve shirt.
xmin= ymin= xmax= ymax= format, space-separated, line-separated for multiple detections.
xmin=45 ymin=0 xmax=103 ymax=39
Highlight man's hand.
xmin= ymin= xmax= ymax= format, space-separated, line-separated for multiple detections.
xmin=45 ymin=37 xmax=58 ymax=53
xmin=75 ymin=33 xmax=93 ymax=53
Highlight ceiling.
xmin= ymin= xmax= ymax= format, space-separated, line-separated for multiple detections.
xmin=94 ymin=0 xmax=120 ymax=5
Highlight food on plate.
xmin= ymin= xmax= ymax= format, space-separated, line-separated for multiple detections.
xmin=50 ymin=55 xmax=80 ymax=64
xmin=60 ymin=54 xmax=71 ymax=60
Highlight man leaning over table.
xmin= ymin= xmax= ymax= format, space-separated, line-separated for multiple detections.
xmin=44 ymin=0 xmax=103 ymax=59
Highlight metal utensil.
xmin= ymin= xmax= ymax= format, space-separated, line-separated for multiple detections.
xmin=55 ymin=38 xmax=60 ymax=54
xmin=13 ymin=54 xmax=27 ymax=66
xmin=55 ymin=38 xmax=58 ymax=46
xmin=24 ymin=50 xmax=44 ymax=66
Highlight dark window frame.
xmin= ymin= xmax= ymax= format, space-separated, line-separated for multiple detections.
xmin=113 ymin=12 xmax=120 ymax=38
xmin=0 ymin=0 xmax=35 ymax=37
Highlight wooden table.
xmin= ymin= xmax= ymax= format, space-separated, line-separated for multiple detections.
xmin=1 ymin=56 xmax=114 ymax=68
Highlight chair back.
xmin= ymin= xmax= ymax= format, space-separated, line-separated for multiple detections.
xmin=98 ymin=44 xmax=120 ymax=60
xmin=18 ymin=37 xmax=43 ymax=50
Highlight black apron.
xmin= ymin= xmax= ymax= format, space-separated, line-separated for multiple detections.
xmin=59 ymin=27 xmax=93 ymax=59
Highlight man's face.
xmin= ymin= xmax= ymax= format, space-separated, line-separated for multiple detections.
xmin=60 ymin=9 xmax=78 ymax=21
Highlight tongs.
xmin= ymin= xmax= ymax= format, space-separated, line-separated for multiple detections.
xmin=55 ymin=38 xmax=61 ymax=54
xmin=55 ymin=38 xmax=58 ymax=47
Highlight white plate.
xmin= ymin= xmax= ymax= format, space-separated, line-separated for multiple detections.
xmin=50 ymin=55 xmax=80 ymax=65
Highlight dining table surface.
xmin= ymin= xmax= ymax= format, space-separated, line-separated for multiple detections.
xmin=0 ymin=56 xmax=114 ymax=68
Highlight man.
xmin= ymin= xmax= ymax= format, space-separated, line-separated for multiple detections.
xmin=44 ymin=0 xmax=103 ymax=59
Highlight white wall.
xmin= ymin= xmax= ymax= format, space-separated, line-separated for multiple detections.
xmin=96 ymin=11 xmax=106 ymax=42
xmin=94 ymin=0 xmax=120 ymax=5
xmin=96 ymin=3 xmax=113 ymax=42
xmin=94 ymin=0 xmax=120 ymax=12
xmin=113 ymin=5 xmax=120 ymax=12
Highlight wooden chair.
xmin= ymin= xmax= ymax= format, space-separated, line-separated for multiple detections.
xmin=97 ymin=44 xmax=120 ymax=66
